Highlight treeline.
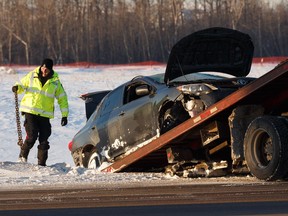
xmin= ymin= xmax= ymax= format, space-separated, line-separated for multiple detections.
xmin=0 ymin=0 xmax=287 ymax=65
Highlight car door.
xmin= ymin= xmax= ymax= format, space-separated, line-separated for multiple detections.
xmin=95 ymin=86 xmax=124 ymax=159
xmin=118 ymin=81 xmax=158 ymax=149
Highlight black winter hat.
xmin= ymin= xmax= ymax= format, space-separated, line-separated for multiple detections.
xmin=41 ymin=58 xmax=53 ymax=70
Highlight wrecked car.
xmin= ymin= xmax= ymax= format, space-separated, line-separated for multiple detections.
xmin=68 ymin=27 xmax=257 ymax=173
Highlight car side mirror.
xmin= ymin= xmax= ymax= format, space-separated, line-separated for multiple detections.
xmin=135 ymin=85 xmax=150 ymax=96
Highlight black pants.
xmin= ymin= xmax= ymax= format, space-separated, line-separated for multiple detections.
xmin=23 ymin=113 xmax=51 ymax=150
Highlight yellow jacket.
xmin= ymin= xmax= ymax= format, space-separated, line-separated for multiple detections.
xmin=15 ymin=67 xmax=69 ymax=119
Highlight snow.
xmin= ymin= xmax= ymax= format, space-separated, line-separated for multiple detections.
xmin=0 ymin=62 xmax=278 ymax=188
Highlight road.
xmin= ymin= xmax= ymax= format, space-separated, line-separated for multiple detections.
xmin=1 ymin=177 xmax=288 ymax=215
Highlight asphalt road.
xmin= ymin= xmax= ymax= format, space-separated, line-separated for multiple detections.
xmin=1 ymin=178 xmax=288 ymax=215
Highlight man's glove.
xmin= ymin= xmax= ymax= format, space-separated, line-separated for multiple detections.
xmin=61 ymin=117 xmax=68 ymax=126
xmin=12 ymin=85 xmax=18 ymax=93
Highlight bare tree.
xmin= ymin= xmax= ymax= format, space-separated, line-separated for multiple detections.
xmin=0 ymin=0 xmax=287 ymax=65
xmin=228 ymin=0 xmax=245 ymax=29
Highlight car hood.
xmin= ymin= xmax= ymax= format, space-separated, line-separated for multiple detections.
xmin=164 ymin=27 xmax=254 ymax=83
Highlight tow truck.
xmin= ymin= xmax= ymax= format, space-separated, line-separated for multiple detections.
xmin=100 ymin=58 xmax=288 ymax=181
xmin=71 ymin=28 xmax=288 ymax=181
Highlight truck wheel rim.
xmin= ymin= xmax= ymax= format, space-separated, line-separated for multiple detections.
xmin=254 ymin=129 xmax=273 ymax=167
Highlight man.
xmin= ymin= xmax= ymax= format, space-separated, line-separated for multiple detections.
xmin=12 ymin=58 xmax=69 ymax=166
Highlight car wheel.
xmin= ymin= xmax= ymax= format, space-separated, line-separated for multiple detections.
xmin=160 ymin=103 xmax=190 ymax=134
xmin=244 ymin=116 xmax=288 ymax=181
xmin=160 ymin=107 xmax=177 ymax=134
xmin=87 ymin=150 xmax=102 ymax=169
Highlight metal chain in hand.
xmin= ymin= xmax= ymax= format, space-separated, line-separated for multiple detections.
xmin=14 ymin=91 xmax=23 ymax=146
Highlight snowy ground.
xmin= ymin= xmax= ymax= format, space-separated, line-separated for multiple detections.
xmin=0 ymin=62 xmax=279 ymax=188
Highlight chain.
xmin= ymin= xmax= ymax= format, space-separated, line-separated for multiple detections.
xmin=14 ymin=91 xmax=23 ymax=146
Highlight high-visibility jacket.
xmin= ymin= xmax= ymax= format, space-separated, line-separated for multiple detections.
xmin=15 ymin=67 xmax=69 ymax=119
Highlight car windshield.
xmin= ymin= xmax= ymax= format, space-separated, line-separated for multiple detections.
xmin=148 ymin=73 xmax=165 ymax=84
xmin=148 ymin=72 xmax=235 ymax=85
xmin=170 ymin=72 xmax=234 ymax=83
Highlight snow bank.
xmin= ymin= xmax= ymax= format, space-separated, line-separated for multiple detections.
xmin=0 ymin=161 xmax=176 ymax=189
xmin=0 ymin=63 xmax=277 ymax=188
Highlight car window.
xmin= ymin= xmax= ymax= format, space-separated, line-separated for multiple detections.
xmin=124 ymin=82 xmax=151 ymax=104
xmin=100 ymin=86 xmax=123 ymax=115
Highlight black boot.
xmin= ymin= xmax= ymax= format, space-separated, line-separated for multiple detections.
xmin=18 ymin=148 xmax=30 ymax=162
xmin=18 ymin=140 xmax=34 ymax=162
xmin=37 ymin=142 xmax=50 ymax=166
xmin=37 ymin=149 xmax=48 ymax=166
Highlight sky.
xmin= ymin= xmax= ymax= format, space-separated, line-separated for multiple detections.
xmin=0 ymin=62 xmax=278 ymax=188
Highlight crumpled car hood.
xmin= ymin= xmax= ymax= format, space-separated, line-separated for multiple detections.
xmin=164 ymin=27 xmax=254 ymax=83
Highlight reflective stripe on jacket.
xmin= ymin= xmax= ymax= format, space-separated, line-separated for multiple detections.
xmin=16 ymin=67 xmax=69 ymax=119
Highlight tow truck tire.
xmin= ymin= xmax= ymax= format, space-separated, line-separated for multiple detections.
xmin=244 ymin=116 xmax=288 ymax=181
